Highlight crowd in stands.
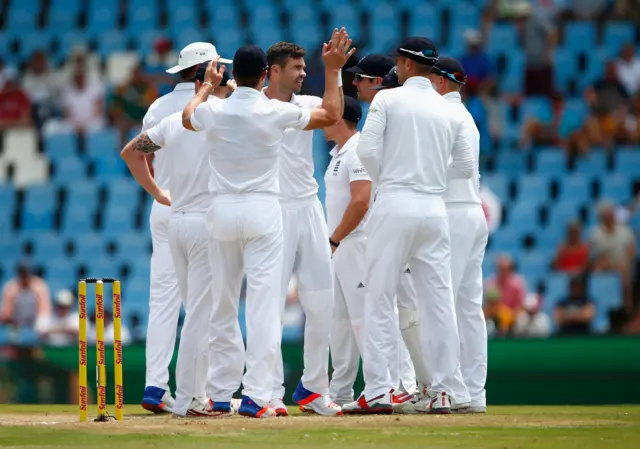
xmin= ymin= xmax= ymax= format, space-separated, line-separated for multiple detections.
xmin=1 ymin=0 xmax=640 ymax=345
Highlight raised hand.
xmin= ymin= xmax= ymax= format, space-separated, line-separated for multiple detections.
xmin=205 ymin=56 xmax=226 ymax=88
xmin=322 ymin=27 xmax=357 ymax=70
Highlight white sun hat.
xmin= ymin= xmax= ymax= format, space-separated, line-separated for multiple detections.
xmin=166 ymin=42 xmax=232 ymax=74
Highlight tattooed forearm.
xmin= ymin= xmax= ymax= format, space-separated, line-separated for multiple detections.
xmin=132 ymin=133 xmax=161 ymax=154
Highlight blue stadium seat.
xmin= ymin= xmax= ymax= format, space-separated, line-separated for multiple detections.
xmin=85 ymin=256 xmax=122 ymax=280
xmin=574 ymin=150 xmax=607 ymax=176
xmin=501 ymin=51 xmax=525 ymax=93
xmin=44 ymin=257 xmax=77 ymax=287
xmin=543 ymin=272 xmax=569 ymax=316
xmin=553 ymin=48 xmax=576 ymax=93
xmin=53 ymin=156 xmax=86 ymax=183
xmin=495 ymin=151 xmax=526 ymax=175
xmin=212 ymin=28 xmax=244 ymax=60
xmin=517 ymin=175 xmax=549 ymax=206
xmin=64 ymin=180 xmax=98 ymax=212
xmin=171 ymin=29 xmax=205 ymax=53
xmin=0 ymin=232 xmax=21 ymax=261
xmin=21 ymin=185 xmax=57 ymax=231
xmin=62 ymin=208 xmax=95 ymax=235
xmin=546 ymin=200 xmax=581 ymax=230
xmin=600 ymin=175 xmax=632 ymax=204
xmin=519 ymin=251 xmax=549 ymax=280
xmin=319 ymin=0 xmax=352 ymax=8
xmin=72 ymin=233 xmax=106 ymax=259
xmin=20 ymin=32 xmax=53 ymax=58
xmin=283 ymin=0 xmax=311 ymax=7
xmin=290 ymin=24 xmax=322 ymax=55
xmin=602 ymin=22 xmax=635 ymax=55
xmin=107 ymin=179 xmax=140 ymax=209
xmin=563 ymin=21 xmax=597 ymax=53
xmin=408 ymin=3 xmax=441 ymax=45
xmin=0 ymin=185 xmax=16 ymax=230
xmin=522 ymin=97 xmax=553 ymax=125
xmin=252 ymin=26 xmax=285 ymax=52
xmin=97 ymin=30 xmax=129 ymax=57
xmin=101 ymin=204 xmax=136 ymax=236
xmin=614 ymin=150 xmax=640 ymax=176
xmin=327 ymin=5 xmax=362 ymax=41
xmin=87 ymin=0 xmax=119 ymax=37
xmin=126 ymin=0 xmax=160 ymax=32
xmin=369 ymin=2 xmax=398 ymax=28
xmin=249 ymin=4 xmax=280 ymax=28
xmin=30 ymin=232 xmax=66 ymax=263
xmin=536 ymin=223 xmax=565 ymax=252
xmin=482 ymin=250 xmax=496 ymax=278
xmin=5 ymin=0 xmax=40 ymax=32
xmin=582 ymin=48 xmax=609 ymax=90
xmin=58 ymin=31 xmax=90 ymax=59
xmin=210 ymin=5 xmax=241 ymax=32
xmin=115 ymin=232 xmax=151 ymax=258
xmin=167 ymin=0 xmax=198 ymax=30
xmin=448 ymin=4 xmax=480 ymax=40
xmin=557 ymin=174 xmax=592 ymax=204
xmin=489 ymin=227 xmax=521 ymax=253
xmin=368 ymin=24 xmax=399 ymax=54
xmin=481 ymin=174 xmax=509 ymax=200
xmin=533 ymin=148 xmax=567 ymax=177
xmin=289 ymin=4 xmax=317 ymax=24
xmin=589 ymin=273 xmax=623 ymax=333
xmin=508 ymin=201 xmax=541 ymax=234
xmin=134 ymin=30 xmax=164 ymax=57
xmin=47 ymin=0 xmax=81 ymax=31
xmin=558 ymin=99 xmax=587 ymax=139
xmin=487 ymin=23 xmax=518 ymax=56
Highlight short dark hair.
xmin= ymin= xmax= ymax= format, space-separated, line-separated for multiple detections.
xmin=179 ymin=65 xmax=198 ymax=82
xmin=345 ymin=120 xmax=358 ymax=130
xmin=266 ymin=42 xmax=306 ymax=75
xmin=234 ymin=74 xmax=263 ymax=89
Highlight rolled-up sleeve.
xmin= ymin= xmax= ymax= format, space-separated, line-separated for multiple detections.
xmin=191 ymin=102 xmax=215 ymax=132
xmin=356 ymin=94 xmax=387 ymax=182
xmin=449 ymin=120 xmax=475 ymax=179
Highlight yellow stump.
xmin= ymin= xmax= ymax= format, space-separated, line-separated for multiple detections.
xmin=78 ymin=281 xmax=88 ymax=422
xmin=95 ymin=280 xmax=107 ymax=418
xmin=113 ymin=280 xmax=124 ymax=421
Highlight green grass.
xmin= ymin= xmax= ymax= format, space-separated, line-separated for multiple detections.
xmin=1 ymin=405 xmax=639 ymax=448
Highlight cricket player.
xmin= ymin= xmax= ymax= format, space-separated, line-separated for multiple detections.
xmin=262 ymin=38 xmax=355 ymax=416
xmin=122 ymin=61 xmax=236 ymax=417
xmin=181 ymin=31 xmax=354 ymax=418
xmin=320 ymin=96 xmax=369 ymax=406
xmin=344 ymin=37 xmax=475 ymax=415
xmin=348 ymin=56 xmax=419 ymax=407
xmin=140 ymin=42 xmax=232 ymax=413
xmin=428 ymin=57 xmax=488 ymax=414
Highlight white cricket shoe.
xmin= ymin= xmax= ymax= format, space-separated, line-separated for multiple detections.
xmin=391 ymin=390 xmax=417 ymax=414
xmin=184 ymin=398 xmax=235 ymax=417
xmin=268 ymin=398 xmax=289 ymax=417
xmin=299 ymin=395 xmax=343 ymax=416
xmin=415 ymin=391 xmax=451 ymax=414
xmin=342 ymin=391 xmax=393 ymax=415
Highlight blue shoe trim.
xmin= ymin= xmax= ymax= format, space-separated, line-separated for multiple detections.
xmin=142 ymin=386 xmax=166 ymax=406
xmin=212 ymin=401 xmax=231 ymax=412
xmin=292 ymin=381 xmax=319 ymax=404
xmin=238 ymin=395 xmax=264 ymax=417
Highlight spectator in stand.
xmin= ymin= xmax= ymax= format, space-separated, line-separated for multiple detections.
xmin=513 ymin=2 xmax=557 ymax=97
xmin=484 ymin=287 xmax=515 ymax=338
xmin=60 ymin=66 xmax=106 ymax=133
xmin=590 ymin=200 xmax=637 ymax=313
xmin=109 ymin=64 xmax=158 ymax=142
xmin=513 ymin=293 xmax=552 ymax=338
xmin=610 ymin=0 xmax=640 ymax=21
xmin=21 ymin=51 xmax=59 ymax=128
xmin=87 ymin=308 xmax=132 ymax=346
xmin=584 ymin=61 xmax=632 ymax=150
xmin=35 ymin=289 xmax=78 ymax=346
xmin=59 ymin=47 xmax=103 ymax=88
xmin=486 ymin=254 xmax=528 ymax=317
xmin=0 ymin=262 xmax=51 ymax=331
xmin=554 ymin=275 xmax=595 ymax=335
xmin=616 ymin=44 xmax=640 ymax=97
xmin=568 ymin=0 xmax=609 ymax=19
xmin=553 ymin=220 xmax=590 ymax=274
xmin=459 ymin=29 xmax=495 ymax=96
xmin=0 ymin=67 xmax=32 ymax=130
xmin=144 ymin=37 xmax=176 ymax=96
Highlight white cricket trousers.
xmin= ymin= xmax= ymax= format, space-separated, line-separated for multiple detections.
xmin=272 ymin=196 xmax=334 ymax=399
xmin=363 ymin=192 xmax=462 ymax=400
xmin=168 ymin=212 xmax=211 ymax=416
xmin=207 ymin=193 xmax=283 ymax=407
xmin=447 ymin=204 xmax=488 ymax=406
xmin=147 ymin=200 xmax=182 ymax=392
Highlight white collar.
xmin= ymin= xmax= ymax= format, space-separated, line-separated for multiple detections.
xmin=261 ymin=87 xmax=298 ymax=105
xmin=235 ymin=86 xmax=263 ymax=97
xmin=173 ymin=82 xmax=194 ymax=92
xmin=403 ymin=76 xmax=433 ymax=89
xmin=443 ymin=91 xmax=462 ymax=103
xmin=329 ymin=132 xmax=360 ymax=157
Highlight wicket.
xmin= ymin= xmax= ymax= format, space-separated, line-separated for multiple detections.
xmin=78 ymin=277 xmax=124 ymax=422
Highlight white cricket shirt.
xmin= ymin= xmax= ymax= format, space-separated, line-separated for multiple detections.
xmin=356 ymin=77 xmax=475 ymax=195
xmin=261 ymin=90 xmax=322 ymax=201
xmin=142 ymin=82 xmax=195 ymax=190
xmin=191 ymin=87 xmax=311 ymax=195
xmin=324 ymin=133 xmax=371 ymax=236
xmin=442 ymin=92 xmax=482 ymax=205
xmin=146 ymin=110 xmax=212 ymax=213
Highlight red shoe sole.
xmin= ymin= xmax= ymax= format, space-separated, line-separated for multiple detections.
xmin=343 ymin=407 xmax=393 ymax=415
xmin=142 ymin=402 xmax=166 ymax=414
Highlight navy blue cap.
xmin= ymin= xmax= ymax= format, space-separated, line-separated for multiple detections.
xmin=233 ymin=45 xmax=268 ymax=78
xmin=371 ymin=66 xmax=401 ymax=90
xmin=195 ymin=60 xmax=230 ymax=86
xmin=342 ymin=96 xmax=362 ymax=125
xmin=346 ymin=54 xmax=395 ymax=78
xmin=392 ymin=37 xmax=438 ymax=65
xmin=431 ymin=57 xmax=467 ymax=85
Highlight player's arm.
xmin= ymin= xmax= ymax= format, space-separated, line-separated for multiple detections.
xmin=120 ymin=131 xmax=171 ymax=206
xmin=356 ymin=93 xmax=386 ymax=182
xmin=448 ymin=120 xmax=475 ymax=179
xmin=330 ymin=180 xmax=371 ymax=250
xmin=182 ymin=57 xmax=225 ymax=131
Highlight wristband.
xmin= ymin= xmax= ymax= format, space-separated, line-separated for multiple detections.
xmin=337 ymin=70 xmax=343 ymax=88
xmin=329 ymin=238 xmax=340 ymax=248
xmin=202 ymin=82 xmax=214 ymax=88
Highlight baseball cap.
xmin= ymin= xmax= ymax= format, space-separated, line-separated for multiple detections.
xmin=392 ymin=37 xmax=438 ymax=65
xmin=166 ymin=42 xmax=232 ymax=74
xmin=342 ymin=96 xmax=362 ymax=125
xmin=195 ymin=61 xmax=230 ymax=86
xmin=55 ymin=289 xmax=75 ymax=308
xmin=431 ymin=57 xmax=467 ymax=85
xmin=371 ymin=66 xmax=401 ymax=90
xmin=233 ymin=45 xmax=269 ymax=78
xmin=346 ymin=54 xmax=395 ymax=78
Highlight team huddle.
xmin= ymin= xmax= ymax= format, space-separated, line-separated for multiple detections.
xmin=119 ymin=27 xmax=487 ymax=418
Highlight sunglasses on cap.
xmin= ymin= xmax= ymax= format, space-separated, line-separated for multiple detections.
xmin=355 ymin=73 xmax=378 ymax=81
xmin=431 ymin=66 xmax=467 ymax=85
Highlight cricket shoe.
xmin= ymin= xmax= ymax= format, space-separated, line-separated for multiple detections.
xmin=141 ymin=386 xmax=175 ymax=414
xmin=453 ymin=402 xmax=486 ymax=414
xmin=185 ymin=398 xmax=235 ymax=417
xmin=391 ymin=390 xmax=416 ymax=414
xmin=268 ymin=398 xmax=289 ymax=417
xmin=238 ymin=395 xmax=277 ymax=418
xmin=341 ymin=392 xmax=393 ymax=415
xmin=293 ymin=382 xmax=343 ymax=416
xmin=415 ymin=391 xmax=451 ymax=414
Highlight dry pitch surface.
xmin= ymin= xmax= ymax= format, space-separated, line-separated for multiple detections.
xmin=0 ymin=405 xmax=639 ymax=448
